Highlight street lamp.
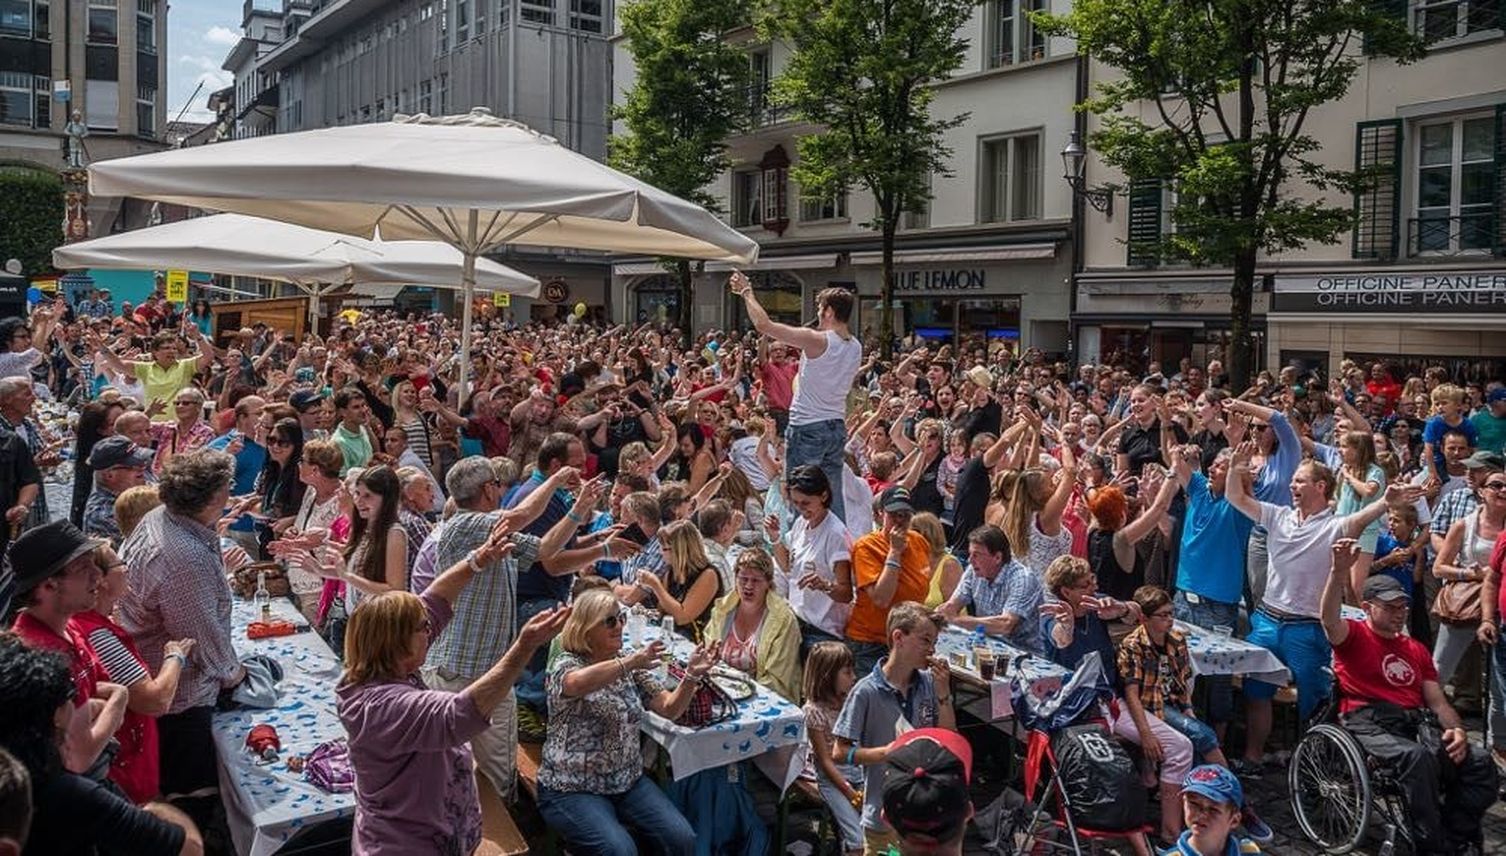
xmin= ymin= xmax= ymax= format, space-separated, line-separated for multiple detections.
xmin=1061 ymin=131 xmax=1114 ymax=217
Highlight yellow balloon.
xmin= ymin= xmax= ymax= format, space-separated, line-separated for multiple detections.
xmin=573 ymin=302 xmax=587 ymax=318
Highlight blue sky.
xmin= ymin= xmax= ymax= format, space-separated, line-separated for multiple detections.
xmin=166 ymin=0 xmax=242 ymax=124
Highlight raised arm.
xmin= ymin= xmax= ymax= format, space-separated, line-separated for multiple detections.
xmin=1118 ymin=468 xmax=1178 ymax=547
xmin=1345 ymin=481 xmax=1420 ymax=539
xmin=729 ymin=273 xmax=827 ymax=355
xmin=1225 ymin=441 xmax=1263 ymax=523
xmin=1037 ymin=443 xmax=1077 ymax=536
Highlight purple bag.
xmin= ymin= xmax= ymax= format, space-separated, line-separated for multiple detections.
xmin=304 ymin=738 xmax=354 ymax=794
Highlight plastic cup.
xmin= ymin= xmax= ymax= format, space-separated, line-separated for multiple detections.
xmin=1213 ymin=625 xmax=1233 ymax=638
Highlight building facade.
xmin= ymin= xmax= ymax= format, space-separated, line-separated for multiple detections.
xmin=610 ymin=0 xmax=1081 ymax=357
xmin=1075 ymin=10 xmax=1506 ymax=380
xmin=1 ymin=0 xmax=169 ymax=249
xmin=220 ymin=0 xmax=614 ymax=318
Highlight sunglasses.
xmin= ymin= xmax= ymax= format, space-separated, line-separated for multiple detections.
xmin=601 ymin=611 xmax=624 ymax=630
xmin=1484 ymin=482 xmax=1506 ymax=493
xmin=268 ymin=437 xmax=294 ymax=448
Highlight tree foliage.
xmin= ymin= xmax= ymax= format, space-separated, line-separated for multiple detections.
xmin=1037 ymin=0 xmax=1423 ymax=386
xmin=760 ymin=0 xmax=977 ymax=356
xmin=611 ymin=0 xmax=751 ymax=332
xmin=0 ymin=167 xmax=64 ymax=279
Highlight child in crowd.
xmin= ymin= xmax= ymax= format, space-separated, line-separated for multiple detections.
xmin=1160 ymin=765 xmax=1261 ymax=855
xmin=938 ymin=431 xmax=968 ymax=524
xmin=802 ymin=642 xmax=863 ymax=856
xmin=1373 ymin=504 xmax=1427 ymax=598
xmin=1119 ymin=586 xmax=1272 ymax=844
xmin=1422 ymin=384 xmax=1478 ymax=487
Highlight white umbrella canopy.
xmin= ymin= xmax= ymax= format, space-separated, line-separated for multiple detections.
xmin=87 ymin=108 xmax=760 ymax=394
xmin=52 ymin=213 xmax=540 ymax=334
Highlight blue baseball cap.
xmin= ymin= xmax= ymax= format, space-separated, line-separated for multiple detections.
xmin=1181 ymin=764 xmax=1242 ymax=808
xmin=1489 ymin=388 xmax=1506 ymax=404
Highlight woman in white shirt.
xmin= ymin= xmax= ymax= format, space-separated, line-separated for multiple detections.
xmin=769 ymin=465 xmax=855 ymax=654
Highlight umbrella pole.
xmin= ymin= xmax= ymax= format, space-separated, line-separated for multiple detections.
xmin=457 ymin=210 xmax=479 ymax=404
xmin=307 ymin=284 xmax=321 ymax=340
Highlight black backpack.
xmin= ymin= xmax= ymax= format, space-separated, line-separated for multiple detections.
xmin=1048 ymin=723 xmax=1145 ymax=832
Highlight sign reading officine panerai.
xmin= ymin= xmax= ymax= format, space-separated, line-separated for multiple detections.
xmin=1272 ymin=270 xmax=1506 ymax=313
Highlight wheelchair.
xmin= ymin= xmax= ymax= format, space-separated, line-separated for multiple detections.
xmin=1287 ymin=673 xmax=1415 ymax=855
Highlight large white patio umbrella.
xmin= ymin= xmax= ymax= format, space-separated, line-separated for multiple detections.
xmin=53 ymin=213 xmax=540 ymax=335
xmin=88 ymin=108 xmax=760 ymax=394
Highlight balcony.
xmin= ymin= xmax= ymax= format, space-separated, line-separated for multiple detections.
xmin=743 ymin=84 xmax=791 ymax=129
xmin=1407 ymin=211 xmax=1497 ymax=256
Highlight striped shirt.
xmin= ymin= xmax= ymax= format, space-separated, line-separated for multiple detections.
xmin=424 ymin=511 xmax=542 ymax=680
xmin=118 ymin=506 xmax=239 ymax=713
xmin=84 ymin=626 xmax=150 ymax=686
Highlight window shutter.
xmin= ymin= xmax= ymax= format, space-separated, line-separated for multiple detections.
xmin=1495 ymin=104 xmax=1506 ymax=257
xmin=1126 ymin=178 xmax=1163 ymax=267
xmin=1352 ymin=119 xmax=1402 ymax=260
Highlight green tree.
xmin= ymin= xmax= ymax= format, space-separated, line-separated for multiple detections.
xmin=1038 ymin=0 xmax=1423 ymax=388
xmin=611 ymin=0 xmax=751 ymax=332
xmin=0 ymin=166 xmax=64 ymax=281
xmin=761 ymin=0 xmax=976 ymax=358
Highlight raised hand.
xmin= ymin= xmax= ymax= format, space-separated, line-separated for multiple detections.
xmin=685 ymin=640 xmax=722 ymax=678
xmin=516 ymin=604 xmax=572 ymax=650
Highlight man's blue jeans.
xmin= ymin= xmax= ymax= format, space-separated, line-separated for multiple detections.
xmin=514 ymin=596 xmax=557 ymax=711
xmin=538 ymin=776 xmax=696 ymax=856
xmin=786 ymin=418 xmax=848 ymax=526
xmin=1172 ymin=591 xmax=1238 ymax=724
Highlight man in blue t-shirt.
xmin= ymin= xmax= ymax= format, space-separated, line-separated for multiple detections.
xmin=207 ymin=396 xmax=267 ymax=555
xmin=1169 ymin=444 xmax=1252 ymax=729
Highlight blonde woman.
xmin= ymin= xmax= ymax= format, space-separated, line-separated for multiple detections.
xmin=987 ymin=445 xmax=1077 ymax=578
xmin=390 ymin=379 xmax=435 ymax=469
xmin=113 ymin=485 xmax=162 ymax=540
xmin=636 ymin=519 xmax=723 ymax=636
xmin=539 ymin=588 xmax=716 ymax=856
xmin=337 ymin=517 xmax=569 ymax=855
xmin=704 ymin=549 xmax=801 ymax=701
xmin=911 ymin=511 xmax=962 ymax=608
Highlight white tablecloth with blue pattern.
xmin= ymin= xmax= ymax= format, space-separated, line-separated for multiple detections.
xmin=623 ymin=621 xmax=807 ymax=791
xmin=935 ymin=626 xmax=1072 ymax=719
xmin=214 ymin=597 xmax=353 ymax=856
xmin=1177 ymin=621 xmax=1292 ymax=686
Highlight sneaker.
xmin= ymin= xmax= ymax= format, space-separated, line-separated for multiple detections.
xmin=1229 ymin=758 xmax=1265 ymax=779
xmin=1239 ymin=801 xmax=1274 ymax=844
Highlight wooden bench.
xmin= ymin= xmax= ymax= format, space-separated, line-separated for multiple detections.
xmin=513 ymin=742 xmax=558 ymax=856
xmin=474 ymin=770 xmax=529 ymax=855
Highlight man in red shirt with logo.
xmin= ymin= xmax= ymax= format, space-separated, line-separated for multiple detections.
xmin=1321 ymin=540 xmax=1497 ymax=855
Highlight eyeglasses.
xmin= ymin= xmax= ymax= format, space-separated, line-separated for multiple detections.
xmin=268 ymin=437 xmax=294 ymax=448
xmin=175 ymin=400 xmax=198 ymax=407
xmin=600 ymin=611 xmax=624 ymax=629
xmin=1484 ymin=482 xmax=1506 ymax=493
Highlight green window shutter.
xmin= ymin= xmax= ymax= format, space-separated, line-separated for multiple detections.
xmin=1495 ymin=104 xmax=1506 ymax=257
xmin=1127 ymin=178 xmax=1163 ymax=267
xmin=1353 ymin=119 xmax=1403 ymax=260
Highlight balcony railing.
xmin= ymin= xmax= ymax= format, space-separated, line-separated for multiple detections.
xmin=1408 ymin=211 xmax=1497 ymax=256
xmin=743 ymin=84 xmax=791 ymax=128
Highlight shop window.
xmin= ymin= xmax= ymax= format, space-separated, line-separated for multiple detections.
xmin=979 ymin=132 xmax=1041 ymax=223
xmin=985 ymin=0 xmax=1047 ymax=69
xmin=1410 ymin=113 xmax=1496 ymax=256
xmin=633 ymin=274 xmax=681 ymax=325
xmin=1413 ymin=0 xmax=1502 ymax=44
xmin=1346 ymin=352 xmax=1506 ymax=386
xmin=730 ymin=272 xmax=804 ymax=329
xmin=731 ymin=169 xmax=762 ymax=228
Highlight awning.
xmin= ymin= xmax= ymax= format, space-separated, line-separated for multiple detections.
xmin=849 ymin=244 xmax=1056 ymax=266
xmin=613 ymin=253 xmax=838 ymax=277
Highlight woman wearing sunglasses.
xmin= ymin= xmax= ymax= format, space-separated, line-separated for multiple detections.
xmin=538 ymin=588 xmax=719 ymax=856
xmin=254 ymin=417 xmax=306 ymax=555
xmin=338 ymin=516 xmax=570 ymax=856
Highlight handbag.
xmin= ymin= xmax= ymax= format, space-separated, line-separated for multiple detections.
xmin=1432 ymin=579 xmax=1482 ymax=624
xmin=668 ymin=662 xmax=738 ymax=728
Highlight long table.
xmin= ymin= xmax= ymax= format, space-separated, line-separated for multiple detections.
xmin=621 ymin=619 xmax=808 ymax=791
xmin=214 ymin=597 xmax=353 ymax=856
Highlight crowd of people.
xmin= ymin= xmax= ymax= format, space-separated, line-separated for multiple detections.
xmin=0 ymin=276 xmax=1503 ymax=856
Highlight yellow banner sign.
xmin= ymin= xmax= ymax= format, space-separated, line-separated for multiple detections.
xmin=165 ymin=269 xmax=189 ymax=303
xmin=493 ymin=292 xmax=511 ymax=307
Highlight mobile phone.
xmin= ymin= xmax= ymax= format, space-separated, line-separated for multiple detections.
xmin=618 ymin=523 xmax=649 ymax=546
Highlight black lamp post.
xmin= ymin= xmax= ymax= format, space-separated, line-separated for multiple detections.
xmin=1061 ymin=131 xmax=1114 ymax=217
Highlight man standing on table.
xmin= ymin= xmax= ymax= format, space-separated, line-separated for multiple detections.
xmin=118 ymin=450 xmax=246 ymax=819
xmin=833 ymin=602 xmax=954 ymax=856
xmin=1224 ymin=440 xmax=1421 ymax=774
xmin=1321 ymin=543 xmax=1497 ymax=854
xmin=730 ymin=271 xmax=861 ymax=525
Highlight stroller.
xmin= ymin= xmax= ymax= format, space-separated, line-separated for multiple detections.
xmin=976 ymin=652 xmax=1153 ymax=855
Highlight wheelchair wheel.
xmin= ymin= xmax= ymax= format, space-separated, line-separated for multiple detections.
xmin=1288 ymin=723 xmax=1372 ymax=853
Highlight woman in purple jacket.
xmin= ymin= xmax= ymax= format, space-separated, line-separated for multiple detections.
xmin=336 ymin=516 xmax=570 ymax=855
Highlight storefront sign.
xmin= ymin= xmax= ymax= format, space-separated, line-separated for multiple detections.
xmin=1272 ymin=271 xmax=1506 ymax=313
xmin=890 ymin=268 xmax=986 ymax=292
xmin=542 ymin=279 xmax=568 ymax=303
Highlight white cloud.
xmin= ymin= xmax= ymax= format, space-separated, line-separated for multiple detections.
xmin=179 ymin=54 xmax=223 ymax=72
xmin=205 ymin=25 xmax=240 ymax=45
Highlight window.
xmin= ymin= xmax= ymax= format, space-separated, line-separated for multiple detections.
xmin=761 ymin=165 xmax=787 ymax=223
xmin=34 ymin=0 xmax=46 ymax=37
xmin=474 ymin=0 xmax=485 ymax=35
xmin=1412 ymin=114 xmax=1495 ymax=254
xmin=799 ymin=188 xmax=848 ymax=222
xmin=903 ymin=173 xmax=932 ymax=230
xmin=419 ymin=79 xmax=432 ymax=113
xmin=0 ymin=0 xmax=31 ymax=37
xmin=34 ymin=75 xmax=49 ymax=127
xmin=456 ymin=0 xmax=468 ymax=41
xmin=87 ymin=0 xmax=116 ymax=43
xmin=136 ymin=83 xmax=155 ymax=137
xmin=136 ymin=7 xmax=154 ymax=51
xmin=0 ymin=71 xmax=32 ymax=126
xmin=731 ymin=170 xmax=762 ymax=228
xmin=437 ymin=72 xmax=448 ymax=113
xmin=986 ymin=0 xmax=1046 ymax=69
xmin=569 ymin=0 xmax=601 ymax=32
xmin=437 ymin=2 xmax=448 ymax=51
xmin=520 ymin=0 xmax=553 ymax=24
xmin=979 ymin=133 xmax=1041 ymax=222
xmin=1414 ymin=0 xmax=1501 ymax=43
xmin=85 ymin=78 xmax=117 ymax=129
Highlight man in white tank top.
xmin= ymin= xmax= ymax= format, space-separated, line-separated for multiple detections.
xmin=731 ymin=272 xmax=862 ymax=525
